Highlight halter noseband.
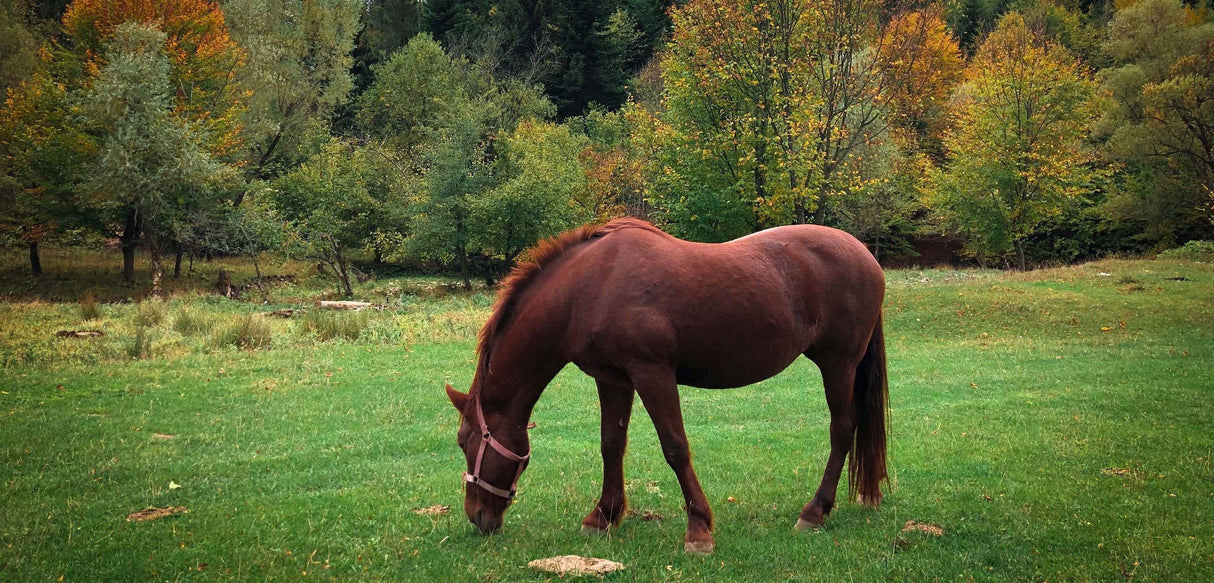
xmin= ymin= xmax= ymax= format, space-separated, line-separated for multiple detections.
xmin=463 ymin=399 xmax=530 ymax=500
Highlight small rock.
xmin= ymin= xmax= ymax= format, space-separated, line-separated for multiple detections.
xmin=528 ymin=556 xmax=625 ymax=576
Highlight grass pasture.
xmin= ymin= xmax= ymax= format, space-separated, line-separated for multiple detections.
xmin=1 ymin=253 xmax=1213 ymax=581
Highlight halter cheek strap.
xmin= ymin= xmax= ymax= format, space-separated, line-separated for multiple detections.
xmin=464 ymin=401 xmax=531 ymax=500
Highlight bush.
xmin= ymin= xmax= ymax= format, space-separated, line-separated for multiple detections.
xmin=303 ymin=310 xmax=369 ymax=342
xmin=79 ymin=292 xmax=101 ymax=321
xmin=212 ymin=314 xmax=273 ymax=350
xmin=135 ymin=301 xmax=168 ymax=327
xmin=172 ymin=306 xmax=211 ymax=335
xmin=1158 ymin=240 xmax=1214 ymax=262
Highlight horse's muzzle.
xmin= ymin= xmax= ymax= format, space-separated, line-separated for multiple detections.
xmin=471 ymin=508 xmax=501 ymax=534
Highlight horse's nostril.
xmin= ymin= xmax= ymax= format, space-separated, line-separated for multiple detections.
xmin=476 ymin=509 xmax=484 ymax=527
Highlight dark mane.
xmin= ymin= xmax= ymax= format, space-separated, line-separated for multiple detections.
xmin=473 ymin=218 xmax=661 ymax=392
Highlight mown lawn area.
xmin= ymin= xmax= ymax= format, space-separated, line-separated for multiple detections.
xmin=1 ymin=255 xmax=1212 ymax=581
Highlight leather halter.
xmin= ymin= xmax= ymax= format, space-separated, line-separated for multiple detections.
xmin=463 ymin=399 xmax=530 ymax=500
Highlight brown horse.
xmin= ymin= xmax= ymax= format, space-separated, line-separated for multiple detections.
xmin=444 ymin=218 xmax=889 ymax=554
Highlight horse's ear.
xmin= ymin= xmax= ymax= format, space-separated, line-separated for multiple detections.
xmin=445 ymin=383 xmax=470 ymax=412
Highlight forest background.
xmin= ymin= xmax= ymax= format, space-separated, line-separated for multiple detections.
xmin=3 ymin=0 xmax=1213 ymax=296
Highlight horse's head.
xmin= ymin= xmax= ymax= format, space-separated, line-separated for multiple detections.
xmin=446 ymin=383 xmax=530 ymax=534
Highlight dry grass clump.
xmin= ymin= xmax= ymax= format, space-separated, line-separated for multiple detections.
xmin=302 ymin=310 xmax=369 ymax=342
xmin=212 ymin=314 xmax=273 ymax=350
xmin=135 ymin=301 xmax=167 ymax=328
xmin=172 ymin=306 xmax=212 ymax=335
xmin=79 ymin=291 xmax=102 ymax=320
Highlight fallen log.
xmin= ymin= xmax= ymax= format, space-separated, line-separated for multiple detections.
xmin=56 ymin=330 xmax=105 ymax=338
xmin=316 ymin=301 xmax=372 ymax=310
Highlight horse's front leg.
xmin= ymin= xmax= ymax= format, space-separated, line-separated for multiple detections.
xmin=582 ymin=379 xmax=635 ymax=533
xmin=631 ymin=364 xmax=715 ymax=554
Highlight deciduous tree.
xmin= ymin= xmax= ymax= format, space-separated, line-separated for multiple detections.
xmin=1095 ymin=0 xmax=1214 ymax=247
xmin=929 ymin=13 xmax=1099 ymax=269
xmin=83 ymin=23 xmax=231 ymax=292
xmin=63 ymin=0 xmax=246 ymax=159
xmin=224 ymin=0 xmax=361 ymax=184
xmin=272 ymin=137 xmax=403 ymax=298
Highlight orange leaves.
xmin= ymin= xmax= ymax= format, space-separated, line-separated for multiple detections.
xmin=62 ymin=0 xmax=245 ymax=156
xmin=877 ymin=8 xmax=963 ymax=143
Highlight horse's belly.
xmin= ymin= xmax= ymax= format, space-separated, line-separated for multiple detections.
xmin=674 ymin=341 xmax=804 ymax=389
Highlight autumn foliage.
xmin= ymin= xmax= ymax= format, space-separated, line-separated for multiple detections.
xmin=62 ymin=0 xmax=245 ymax=156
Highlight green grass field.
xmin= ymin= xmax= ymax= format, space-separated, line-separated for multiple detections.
xmin=1 ymin=250 xmax=1212 ymax=581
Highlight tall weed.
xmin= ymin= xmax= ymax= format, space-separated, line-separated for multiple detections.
xmin=79 ymin=292 xmax=101 ymax=321
xmin=135 ymin=301 xmax=167 ymax=327
xmin=303 ymin=310 xmax=369 ymax=342
xmin=212 ymin=314 xmax=273 ymax=350
xmin=128 ymin=325 xmax=153 ymax=359
xmin=173 ymin=306 xmax=211 ymax=335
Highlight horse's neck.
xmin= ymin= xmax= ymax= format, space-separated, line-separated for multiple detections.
xmin=476 ymin=292 xmax=569 ymax=423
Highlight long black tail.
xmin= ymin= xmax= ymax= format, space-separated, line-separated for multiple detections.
xmin=849 ymin=312 xmax=889 ymax=505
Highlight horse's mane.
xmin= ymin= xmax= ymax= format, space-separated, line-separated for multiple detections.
xmin=473 ymin=218 xmax=662 ymax=393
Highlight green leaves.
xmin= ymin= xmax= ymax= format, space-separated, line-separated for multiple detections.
xmin=84 ymin=23 xmax=230 ymax=230
xmin=1096 ymin=0 xmax=1214 ymax=248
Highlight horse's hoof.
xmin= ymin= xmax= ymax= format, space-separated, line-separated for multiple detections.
xmin=581 ymin=524 xmax=610 ymax=536
xmin=684 ymin=540 xmax=715 ymax=554
xmin=794 ymin=517 xmax=822 ymax=530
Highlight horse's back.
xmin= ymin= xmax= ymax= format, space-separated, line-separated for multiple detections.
xmin=563 ymin=223 xmax=883 ymax=388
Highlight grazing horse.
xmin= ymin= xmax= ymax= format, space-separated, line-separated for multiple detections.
xmin=445 ymin=218 xmax=889 ymax=554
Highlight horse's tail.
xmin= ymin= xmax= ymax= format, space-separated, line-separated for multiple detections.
xmin=849 ymin=312 xmax=889 ymax=506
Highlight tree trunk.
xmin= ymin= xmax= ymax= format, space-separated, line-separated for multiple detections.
xmin=251 ymin=252 xmax=269 ymax=303
xmin=333 ymin=243 xmax=354 ymax=298
xmin=149 ymin=233 xmax=163 ymax=298
xmin=456 ymin=247 xmax=472 ymax=291
xmin=1015 ymin=239 xmax=1026 ymax=271
xmin=122 ymin=245 xmax=136 ymax=282
xmin=812 ymin=183 xmax=830 ymax=225
xmin=173 ymin=242 xmax=183 ymax=279
xmin=120 ymin=207 xmax=141 ymax=283
xmin=29 ymin=241 xmax=42 ymax=277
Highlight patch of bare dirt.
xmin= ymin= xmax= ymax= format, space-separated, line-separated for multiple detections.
xmin=1102 ymin=467 xmax=1142 ymax=479
xmin=413 ymin=505 xmax=449 ymax=516
xmin=901 ymin=520 xmax=944 ymax=536
xmin=626 ymin=509 xmax=664 ymax=522
xmin=528 ymin=555 xmax=625 ymax=576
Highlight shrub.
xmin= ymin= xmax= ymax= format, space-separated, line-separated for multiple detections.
xmin=212 ymin=314 xmax=273 ymax=350
xmin=135 ymin=301 xmax=167 ymax=328
xmin=172 ymin=306 xmax=211 ymax=335
xmin=303 ymin=309 xmax=369 ymax=342
xmin=1158 ymin=241 xmax=1214 ymax=262
xmin=80 ymin=292 xmax=101 ymax=320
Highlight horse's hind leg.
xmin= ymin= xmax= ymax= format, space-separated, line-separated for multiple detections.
xmin=797 ymin=362 xmax=857 ymax=529
xmin=582 ymin=379 xmax=635 ymax=533
xmin=630 ymin=363 xmax=715 ymax=554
